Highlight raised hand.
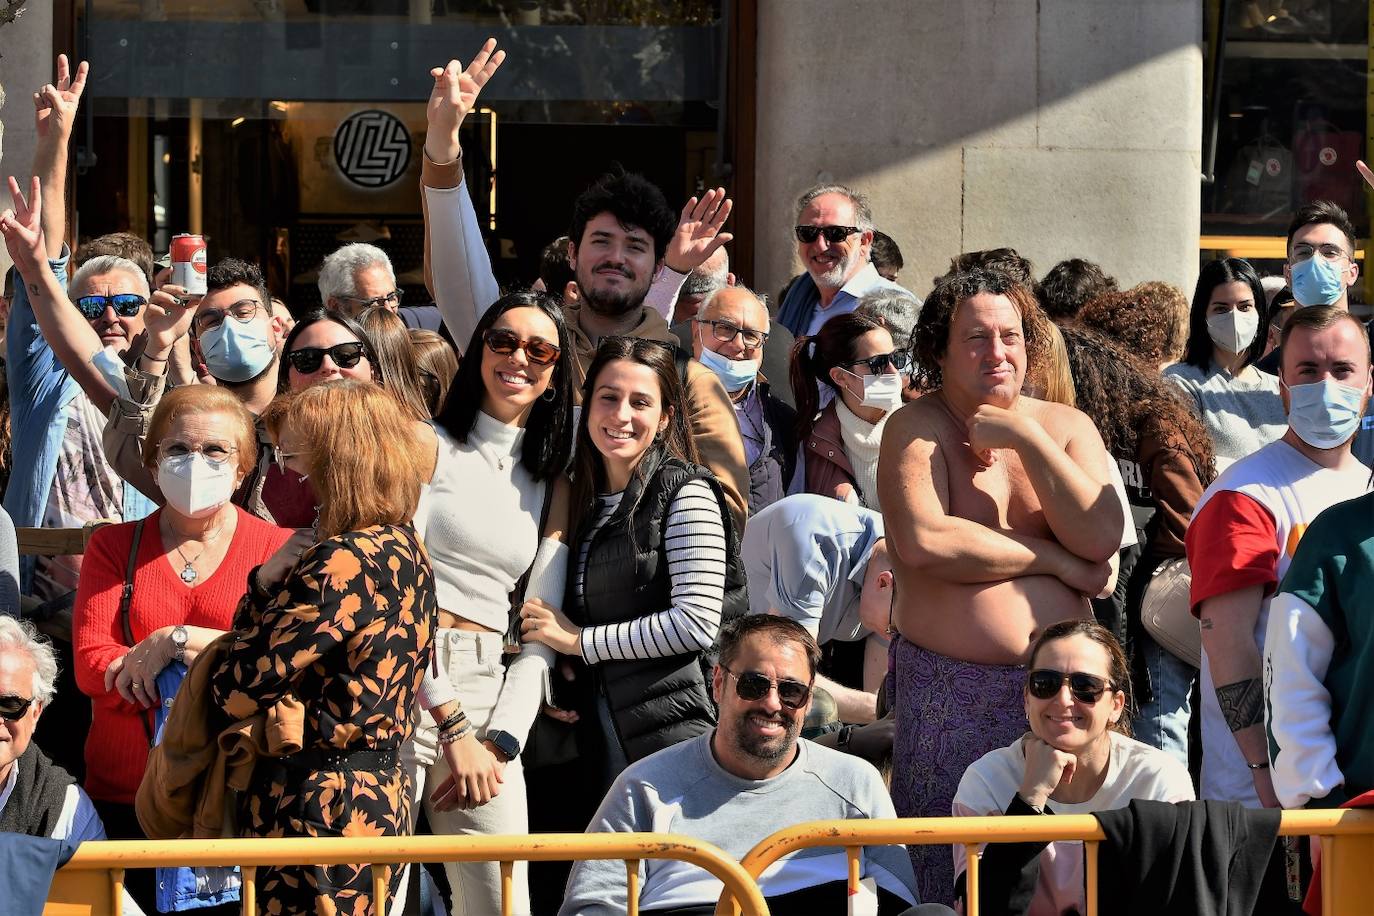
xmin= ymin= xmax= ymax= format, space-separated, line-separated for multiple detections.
xmin=663 ymin=187 xmax=734 ymax=274
xmin=425 ymin=39 xmax=506 ymax=164
xmin=143 ymin=284 xmax=203 ymax=356
xmin=34 ymin=54 xmax=89 ymax=144
xmin=0 ymin=175 xmax=46 ymax=269
xmin=1018 ymin=734 xmax=1078 ymax=809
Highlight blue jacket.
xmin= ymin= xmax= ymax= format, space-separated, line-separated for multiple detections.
xmin=4 ymin=252 xmax=155 ymax=591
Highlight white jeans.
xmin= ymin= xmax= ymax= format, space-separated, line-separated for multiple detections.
xmin=400 ymin=629 xmax=531 ymax=916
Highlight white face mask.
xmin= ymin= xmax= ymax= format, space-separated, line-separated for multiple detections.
xmin=1206 ymin=308 xmax=1260 ymax=355
xmin=844 ymin=369 xmax=905 ymax=414
xmin=157 ymin=453 xmax=237 ymax=519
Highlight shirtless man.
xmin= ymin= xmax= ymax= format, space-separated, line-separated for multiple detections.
xmin=876 ymin=268 xmax=1122 ymax=906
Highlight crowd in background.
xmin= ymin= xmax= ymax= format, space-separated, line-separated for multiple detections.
xmin=0 ymin=39 xmax=1370 ymax=916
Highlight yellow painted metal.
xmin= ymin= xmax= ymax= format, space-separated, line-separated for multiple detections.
xmin=627 ymin=859 xmax=641 ymax=916
xmin=1201 ymin=235 xmax=1368 ymax=260
xmin=110 ymin=869 xmax=124 ymax=916
xmin=49 ymin=833 xmax=768 ymax=916
xmin=1084 ymin=840 xmax=1099 ymax=916
xmin=242 ymin=865 xmax=256 ymax=915
xmin=501 ymin=860 xmax=515 ymax=916
xmin=372 ymin=864 xmax=389 ymax=916
xmin=964 ymin=843 xmax=980 ymax=916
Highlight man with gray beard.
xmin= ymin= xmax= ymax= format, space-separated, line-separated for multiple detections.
xmin=776 ymin=184 xmax=909 ymax=338
xmin=560 ymin=615 xmax=920 ymax=915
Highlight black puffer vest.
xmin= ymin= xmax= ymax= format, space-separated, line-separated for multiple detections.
xmin=745 ymin=381 xmax=799 ymax=513
xmin=569 ymin=448 xmax=748 ymax=763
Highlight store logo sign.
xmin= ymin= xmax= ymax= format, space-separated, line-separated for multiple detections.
xmin=334 ymin=110 xmax=412 ymax=189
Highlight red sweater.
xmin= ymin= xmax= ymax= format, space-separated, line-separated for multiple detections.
xmin=72 ymin=507 xmax=292 ymax=804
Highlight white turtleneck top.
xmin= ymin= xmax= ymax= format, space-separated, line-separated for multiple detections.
xmin=834 ymin=398 xmax=888 ymax=513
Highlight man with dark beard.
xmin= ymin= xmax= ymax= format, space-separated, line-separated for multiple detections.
xmin=420 ymin=39 xmax=749 ymax=526
xmin=559 ymin=616 xmax=920 ymax=915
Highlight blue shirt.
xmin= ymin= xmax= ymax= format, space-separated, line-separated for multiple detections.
xmin=741 ymin=493 xmax=883 ymax=644
xmin=4 ymin=252 xmax=154 ymax=591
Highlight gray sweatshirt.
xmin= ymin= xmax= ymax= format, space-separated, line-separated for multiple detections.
xmin=559 ymin=732 xmax=918 ymax=915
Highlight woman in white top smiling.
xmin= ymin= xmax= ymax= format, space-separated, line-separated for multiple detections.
xmin=405 ymin=290 xmax=576 ymax=916
xmin=953 ymin=620 xmax=1193 ymax=916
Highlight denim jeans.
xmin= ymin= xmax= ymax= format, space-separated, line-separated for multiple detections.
xmin=1134 ymin=632 xmax=1196 ymax=768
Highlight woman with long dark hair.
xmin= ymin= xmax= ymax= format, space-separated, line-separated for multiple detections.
xmin=401 ymin=290 xmax=576 ymax=916
xmin=790 ymin=311 xmax=908 ymax=511
xmin=1164 ymin=258 xmax=1285 ymax=470
xmin=520 ymin=336 xmax=744 ymax=791
xmin=1061 ymin=326 xmax=1216 ymax=767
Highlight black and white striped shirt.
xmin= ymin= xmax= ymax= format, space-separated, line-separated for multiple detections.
xmin=575 ymin=479 xmax=728 ymax=665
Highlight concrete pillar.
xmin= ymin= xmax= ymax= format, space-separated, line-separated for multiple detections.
xmin=0 ymin=0 xmax=55 ymax=279
xmin=753 ymin=0 xmax=1202 ymax=301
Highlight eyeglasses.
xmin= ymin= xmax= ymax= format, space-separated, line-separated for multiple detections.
xmin=157 ymin=439 xmax=240 ymax=469
xmin=287 ymin=341 xmax=367 ymax=374
xmin=721 ymin=666 xmax=813 ymax=710
xmin=697 ymin=318 xmax=769 ymax=350
xmin=74 ymin=294 xmax=147 ymax=320
xmin=1291 ymin=243 xmax=1351 ymax=263
xmin=193 ymin=299 xmax=263 ymax=336
xmin=483 ymin=328 xmax=561 ymax=366
xmin=794 ymin=225 xmax=861 ymax=245
xmin=843 ymin=350 xmax=911 ymax=375
xmin=0 ymin=693 xmax=34 ymax=721
xmin=340 ymin=290 xmax=404 ymax=310
xmin=1026 ymin=669 xmax=1115 ymax=704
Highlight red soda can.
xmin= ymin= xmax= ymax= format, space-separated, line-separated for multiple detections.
xmin=170 ymin=234 xmax=208 ymax=296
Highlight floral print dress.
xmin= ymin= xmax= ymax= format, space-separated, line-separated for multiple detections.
xmin=210 ymin=523 xmax=436 ymax=916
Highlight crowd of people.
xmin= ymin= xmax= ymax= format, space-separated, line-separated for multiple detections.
xmin=0 ymin=39 xmax=1371 ymax=916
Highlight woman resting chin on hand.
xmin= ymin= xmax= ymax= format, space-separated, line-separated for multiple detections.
xmin=951 ymin=621 xmax=1195 ymax=916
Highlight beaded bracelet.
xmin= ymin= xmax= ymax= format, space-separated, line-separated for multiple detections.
xmin=437 ymin=721 xmax=475 ymax=745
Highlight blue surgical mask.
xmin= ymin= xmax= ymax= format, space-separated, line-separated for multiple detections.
xmin=1290 ymin=255 xmax=1346 ymax=307
xmin=1283 ymin=377 xmax=1366 ymax=449
xmin=697 ymin=328 xmax=759 ymax=392
xmin=199 ymin=317 xmax=275 ymax=383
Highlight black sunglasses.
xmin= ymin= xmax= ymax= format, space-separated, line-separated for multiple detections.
xmin=74 ymin=293 xmax=147 ymax=320
xmin=483 ymin=328 xmax=561 ymax=367
xmin=794 ymin=225 xmax=861 ymax=245
xmin=0 ymin=693 xmax=34 ymax=721
xmin=844 ymin=350 xmax=911 ymax=375
xmin=722 ymin=666 xmax=812 ymax=710
xmin=1027 ymin=669 xmax=1115 ymax=704
xmin=287 ymin=341 xmax=367 ymax=374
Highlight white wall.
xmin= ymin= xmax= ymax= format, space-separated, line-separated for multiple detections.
xmin=0 ymin=1 xmax=55 ymax=280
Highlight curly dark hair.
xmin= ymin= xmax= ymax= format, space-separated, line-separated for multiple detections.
xmin=910 ymin=268 xmax=1050 ymax=394
xmin=206 ymin=258 xmax=272 ymax=312
xmin=1059 ymin=326 xmax=1216 ymax=488
xmin=569 ymin=170 xmax=677 ymax=262
xmin=938 ymin=247 xmax=1034 ymax=286
xmin=1035 ymin=258 xmax=1117 ymax=322
xmin=1077 ymin=281 xmax=1189 ymax=367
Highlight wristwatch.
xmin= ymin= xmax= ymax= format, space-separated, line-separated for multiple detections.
xmin=170 ymin=625 xmax=189 ymax=663
xmin=484 ymin=730 xmax=522 ymax=762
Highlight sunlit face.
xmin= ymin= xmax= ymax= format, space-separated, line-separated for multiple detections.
xmin=274 ymin=426 xmax=310 ymax=480
xmin=480 ymin=306 xmax=560 ymax=420
xmin=286 ymin=321 xmax=375 ymax=391
xmin=828 ymin=327 xmax=899 ymax=411
xmin=1284 ymin=222 xmax=1359 ymax=299
xmin=938 ymin=292 xmax=1026 ymax=407
xmin=1024 ymin=634 xmax=1123 ymax=755
xmin=570 ymin=213 xmax=656 ymax=319
xmin=1206 ymin=280 xmax=1257 ymax=320
xmin=332 ymin=263 xmax=400 ymax=318
xmin=0 ymin=650 xmax=41 ymax=782
xmin=74 ymin=270 xmax=147 ymax=354
xmin=712 ymin=635 xmax=812 ymax=766
xmin=693 ymin=288 xmax=768 ymax=368
xmin=154 ymin=409 xmax=250 ymax=487
xmin=1279 ymin=320 xmax=1373 ymax=416
xmin=191 ymin=282 xmax=284 ymax=369
xmin=586 ymin=358 xmax=668 ymax=474
xmin=796 ymin=193 xmax=872 ymax=291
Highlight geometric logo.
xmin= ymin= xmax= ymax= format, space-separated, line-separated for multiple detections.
xmin=334 ymin=110 xmax=412 ymax=189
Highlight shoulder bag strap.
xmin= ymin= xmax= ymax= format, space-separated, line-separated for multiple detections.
xmin=504 ymin=480 xmax=558 ymax=652
xmin=119 ymin=519 xmax=156 ymax=746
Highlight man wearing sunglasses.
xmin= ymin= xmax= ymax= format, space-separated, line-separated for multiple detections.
xmin=877 ymin=269 xmax=1123 ymax=906
xmin=776 ymin=183 xmax=910 ymax=338
xmin=0 ymin=617 xmax=109 ymax=845
xmin=2 ymin=56 xmax=160 ymax=601
xmin=101 ymin=259 xmax=289 ymax=521
xmin=561 ymin=615 xmax=919 ymax=915
xmin=421 ymin=40 xmax=750 ymax=528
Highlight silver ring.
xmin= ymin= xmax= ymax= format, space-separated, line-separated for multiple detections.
xmin=133 ymin=683 xmax=145 ymax=691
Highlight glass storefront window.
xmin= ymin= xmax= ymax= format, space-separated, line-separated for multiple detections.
xmin=74 ymin=0 xmax=727 ymax=307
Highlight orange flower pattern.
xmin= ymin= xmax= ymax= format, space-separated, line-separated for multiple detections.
xmin=209 ymin=523 xmax=436 ymax=916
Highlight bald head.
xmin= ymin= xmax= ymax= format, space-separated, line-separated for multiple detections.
xmin=673 ymin=247 xmax=735 ymax=324
xmin=692 ymin=286 xmax=770 ymax=382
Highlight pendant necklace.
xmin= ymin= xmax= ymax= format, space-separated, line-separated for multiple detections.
xmin=172 ymin=520 xmax=226 ymax=584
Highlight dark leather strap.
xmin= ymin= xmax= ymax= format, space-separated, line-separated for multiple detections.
xmin=119 ymin=519 xmax=155 ymax=746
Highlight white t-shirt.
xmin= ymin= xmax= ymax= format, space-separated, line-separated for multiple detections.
xmin=953 ymin=731 xmax=1194 ymax=916
xmin=1190 ymin=440 xmax=1370 ymax=805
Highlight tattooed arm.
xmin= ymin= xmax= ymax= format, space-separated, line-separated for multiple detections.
xmin=1199 ymin=583 xmax=1280 ymax=807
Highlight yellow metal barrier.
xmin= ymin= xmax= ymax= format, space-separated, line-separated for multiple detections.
xmin=715 ymin=809 xmax=1374 ymax=916
xmin=46 ymin=833 xmax=770 ymax=916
